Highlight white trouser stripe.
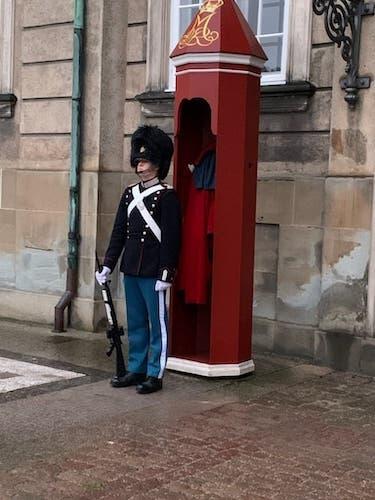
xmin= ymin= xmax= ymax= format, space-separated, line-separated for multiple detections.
xmin=158 ymin=290 xmax=168 ymax=378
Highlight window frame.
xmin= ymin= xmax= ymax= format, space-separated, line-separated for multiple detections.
xmin=256 ymin=0 xmax=291 ymax=84
xmin=167 ymin=0 xmax=291 ymax=91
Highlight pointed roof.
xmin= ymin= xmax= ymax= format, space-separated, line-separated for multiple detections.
xmin=170 ymin=0 xmax=267 ymax=61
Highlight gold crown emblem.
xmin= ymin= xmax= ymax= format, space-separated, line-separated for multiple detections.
xmin=200 ymin=0 xmax=224 ymax=14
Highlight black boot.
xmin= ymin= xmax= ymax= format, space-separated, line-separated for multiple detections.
xmin=136 ymin=376 xmax=163 ymax=394
xmin=110 ymin=372 xmax=146 ymax=388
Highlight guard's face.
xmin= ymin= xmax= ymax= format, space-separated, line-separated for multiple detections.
xmin=136 ymin=160 xmax=159 ymax=181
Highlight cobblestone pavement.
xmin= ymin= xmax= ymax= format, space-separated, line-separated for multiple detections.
xmin=0 ymin=320 xmax=375 ymax=499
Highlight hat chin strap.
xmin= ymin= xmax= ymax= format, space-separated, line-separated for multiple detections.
xmin=136 ymin=163 xmax=160 ymax=178
xmin=136 ymin=166 xmax=154 ymax=175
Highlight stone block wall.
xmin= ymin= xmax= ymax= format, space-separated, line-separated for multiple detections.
xmin=252 ymin=12 xmax=375 ymax=374
xmin=0 ymin=0 xmax=74 ymax=323
xmin=1 ymin=0 xmax=375 ymax=376
xmin=98 ymin=0 xmax=148 ymax=311
xmin=75 ymin=0 xmax=128 ymax=329
xmin=254 ymin=10 xmax=374 ymax=373
xmin=250 ymin=13 xmax=331 ymax=360
xmin=0 ymin=0 xmax=129 ymax=329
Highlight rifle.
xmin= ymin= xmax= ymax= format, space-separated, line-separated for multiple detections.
xmin=96 ymin=252 xmax=127 ymax=382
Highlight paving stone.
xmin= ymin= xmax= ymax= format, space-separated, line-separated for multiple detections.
xmin=1 ymin=321 xmax=375 ymax=499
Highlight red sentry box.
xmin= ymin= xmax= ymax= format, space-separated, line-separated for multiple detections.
xmin=168 ymin=0 xmax=267 ymax=377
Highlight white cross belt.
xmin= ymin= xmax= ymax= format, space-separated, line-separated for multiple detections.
xmin=127 ymin=184 xmax=166 ymax=242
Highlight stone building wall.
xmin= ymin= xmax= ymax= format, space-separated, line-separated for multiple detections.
xmin=0 ymin=0 xmax=129 ymax=329
xmin=253 ymin=13 xmax=333 ymax=355
xmin=0 ymin=0 xmax=74 ymax=322
xmin=252 ymin=11 xmax=375 ymax=373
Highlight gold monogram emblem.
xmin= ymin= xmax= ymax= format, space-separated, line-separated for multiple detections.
xmin=179 ymin=0 xmax=224 ymax=49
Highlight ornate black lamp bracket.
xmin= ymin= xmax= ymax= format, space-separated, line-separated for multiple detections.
xmin=312 ymin=0 xmax=375 ymax=108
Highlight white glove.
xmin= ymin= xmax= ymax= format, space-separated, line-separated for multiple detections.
xmin=95 ymin=266 xmax=111 ymax=285
xmin=155 ymin=280 xmax=172 ymax=292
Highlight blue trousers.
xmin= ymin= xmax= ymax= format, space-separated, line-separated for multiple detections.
xmin=124 ymin=276 xmax=168 ymax=379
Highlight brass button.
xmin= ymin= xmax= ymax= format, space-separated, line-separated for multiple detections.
xmin=143 ymin=231 xmax=146 ymax=235
xmin=141 ymin=238 xmax=145 ymax=242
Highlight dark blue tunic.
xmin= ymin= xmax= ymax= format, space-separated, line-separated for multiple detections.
xmin=104 ymin=182 xmax=181 ymax=283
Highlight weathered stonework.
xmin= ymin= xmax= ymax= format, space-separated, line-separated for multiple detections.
xmin=128 ymin=0 xmax=147 ymax=24
xmin=15 ymin=210 xmax=67 ymax=252
xmin=293 ymin=178 xmax=325 ymax=226
xmin=277 ymin=226 xmax=323 ymax=326
xmin=16 ymin=171 xmax=69 ymax=212
xmin=20 ymin=136 xmax=71 ymax=164
xmin=0 ymin=168 xmax=16 ymax=209
xmin=320 ymin=228 xmax=370 ymax=335
xmin=22 ymin=0 xmax=74 ymax=27
xmin=127 ymin=25 xmax=147 ymax=63
xmin=21 ymin=62 xmax=73 ymax=99
xmin=324 ymin=177 xmax=372 ymax=230
xmin=310 ymin=46 xmax=334 ymax=88
xmin=256 ymin=180 xmax=294 ymax=225
xmin=259 ymin=132 xmax=330 ymax=177
xmin=21 ymin=100 xmax=72 ymax=134
xmin=252 ymin=317 xmax=275 ymax=352
xmin=22 ymin=25 xmax=73 ymax=63
xmin=254 ymin=224 xmax=279 ymax=320
xmin=124 ymin=100 xmax=142 ymax=135
xmin=125 ymin=63 xmax=147 ymax=99
xmin=0 ymin=209 xmax=16 ymax=254
xmin=328 ymin=21 xmax=375 ymax=177
xmin=314 ymin=330 xmax=362 ymax=372
xmin=260 ymin=90 xmax=331 ymax=133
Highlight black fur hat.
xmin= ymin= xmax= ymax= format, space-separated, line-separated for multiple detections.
xmin=130 ymin=125 xmax=174 ymax=180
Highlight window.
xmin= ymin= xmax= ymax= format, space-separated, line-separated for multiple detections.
xmin=0 ymin=0 xmax=15 ymax=93
xmin=145 ymin=0 xmax=312 ymax=96
xmin=168 ymin=0 xmax=290 ymax=89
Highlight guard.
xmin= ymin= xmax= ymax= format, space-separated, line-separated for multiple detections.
xmin=96 ymin=125 xmax=181 ymax=394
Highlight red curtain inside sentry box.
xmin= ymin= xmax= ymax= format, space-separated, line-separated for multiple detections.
xmin=170 ymin=98 xmax=216 ymax=364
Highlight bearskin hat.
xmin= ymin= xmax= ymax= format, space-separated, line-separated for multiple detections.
xmin=130 ymin=125 xmax=174 ymax=180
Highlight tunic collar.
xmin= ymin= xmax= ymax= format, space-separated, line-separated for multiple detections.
xmin=141 ymin=177 xmax=160 ymax=189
